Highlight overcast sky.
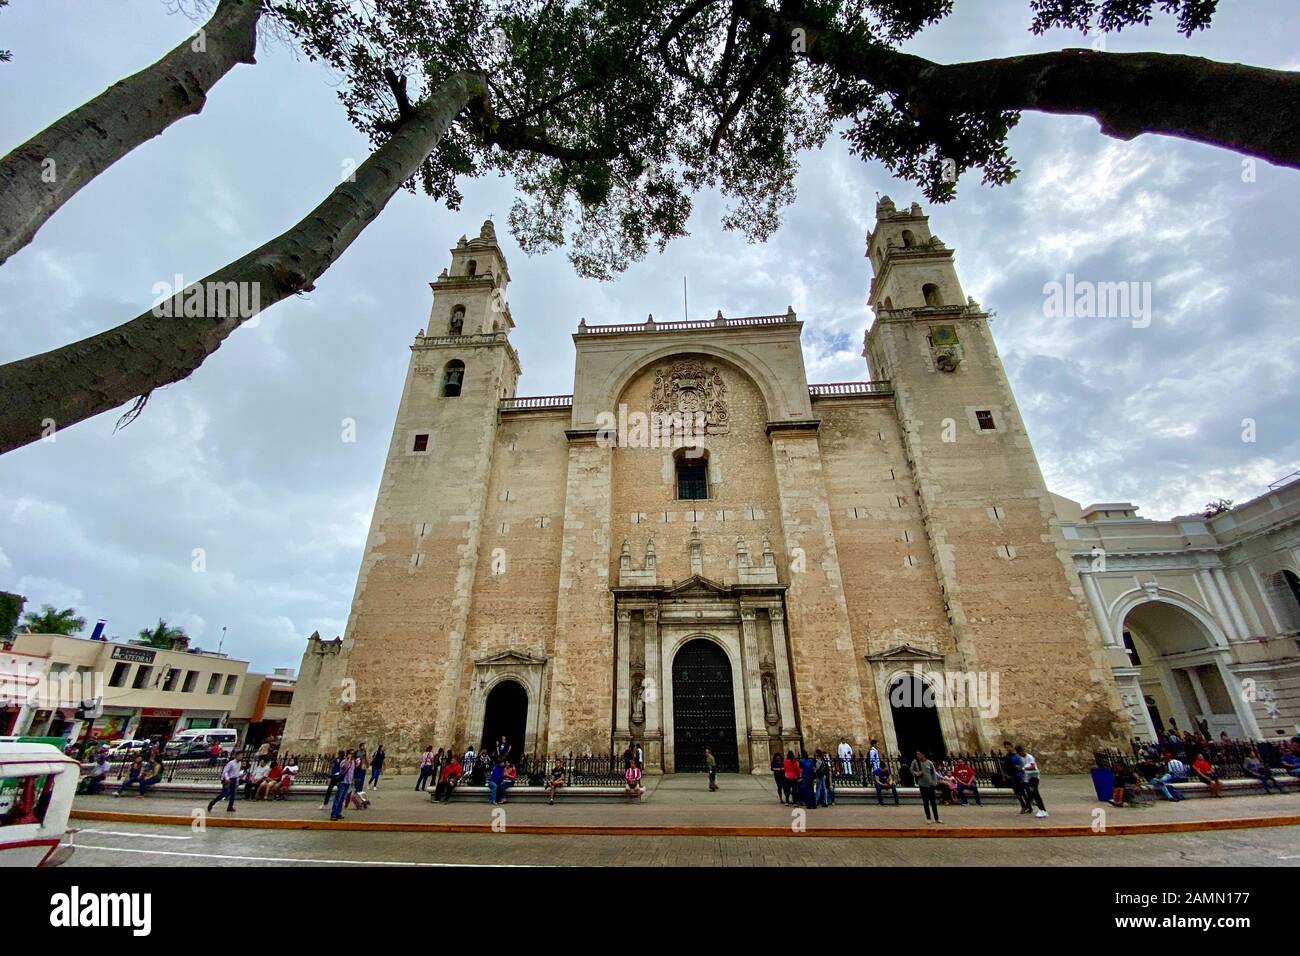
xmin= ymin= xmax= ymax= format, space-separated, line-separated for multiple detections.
xmin=2 ymin=0 xmax=1297 ymax=673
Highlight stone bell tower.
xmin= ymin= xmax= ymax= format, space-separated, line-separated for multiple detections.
xmin=863 ymin=196 xmax=1127 ymax=766
xmin=282 ymin=219 xmax=521 ymax=754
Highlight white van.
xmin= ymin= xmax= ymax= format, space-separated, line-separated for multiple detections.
xmin=163 ymin=727 xmax=240 ymax=758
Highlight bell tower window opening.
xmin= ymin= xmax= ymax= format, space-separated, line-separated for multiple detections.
xmin=449 ymin=305 xmax=465 ymax=336
xmin=443 ymin=360 xmax=465 ymax=398
xmin=466 ymin=259 xmax=477 ymax=277
xmin=922 ymin=283 xmax=941 ymax=306
xmin=675 ymin=448 xmax=709 ymax=501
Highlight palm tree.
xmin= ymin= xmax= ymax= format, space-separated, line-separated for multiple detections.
xmin=137 ymin=618 xmax=190 ymax=650
xmin=20 ymin=604 xmax=85 ymax=635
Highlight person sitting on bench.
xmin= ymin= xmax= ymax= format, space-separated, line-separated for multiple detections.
xmin=624 ymin=761 xmax=644 ymax=798
xmin=434 ymin=753 xmax=463 ymax=803
xmin=872 ymin=764 xmax=900 ymax=806
xmin=1148 ymin=753 xmax=1187 ymax=801
xmin=1190 ymin=753 xmax=1222 ymax=797
xmin=1243 ymin=750 xmax=1281 ymax=793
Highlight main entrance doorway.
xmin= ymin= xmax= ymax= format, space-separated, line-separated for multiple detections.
xmin=889 ymin=674 xmax=947 ymax=763
xmin=671 ymin=639 xmax=739 ymax=772
xmin=480 ymin=680 xmax=528 ymax=758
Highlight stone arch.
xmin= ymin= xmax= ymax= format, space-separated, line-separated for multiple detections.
xmin=604 ymin=344 xmax=780 ymax=422
xmin=1114 ymin=592 xmax=1256 ymax=739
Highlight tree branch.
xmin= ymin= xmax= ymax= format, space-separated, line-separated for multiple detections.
xmin=0 ymin=0 xmax=263 ymax=267
xmin=0 ymin=72 xmax=488 ymax=455
xmin=735 ymin=0 xmax=1300 ymax=168
xmin=709 ymin=31 xmax=786 ymax=154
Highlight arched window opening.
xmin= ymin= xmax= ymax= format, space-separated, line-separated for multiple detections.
xmin=1267 ymin=570 xmax=1300 ymax=630
xmin=443 ymin=360 xmax=465 ymax=398
xmin=901 ymin=229 xmax=915 ymax=247
xmin=922 ymin=283 xmax=941 ymax=306
xmin=466 ymin=259 xmax=477 ymax=277
xmin=675 ymin=447 xmax=709 ymax=500
xmin=882 ymin=296 xmax=894 ymax=311
xmin=449 ymin=305 xmax=465 ymax=336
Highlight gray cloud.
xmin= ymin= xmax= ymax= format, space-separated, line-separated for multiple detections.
xmin=1 ymin=0 xmax=1296 ymax=670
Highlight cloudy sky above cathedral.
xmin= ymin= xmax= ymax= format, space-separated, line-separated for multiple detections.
xmin=1 ymin=0 xmax=1297 ymax=671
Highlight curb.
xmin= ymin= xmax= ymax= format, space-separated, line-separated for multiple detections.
xmin=69 ymin=808 xmax=1300 ymax=839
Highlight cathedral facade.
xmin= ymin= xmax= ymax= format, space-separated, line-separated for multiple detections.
xmin=282 ymin=197 xmax=1138 ymax=772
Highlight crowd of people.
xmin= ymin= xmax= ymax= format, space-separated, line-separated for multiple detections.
xmin=205 ymin=751 xmax=302 ymax=812
xmin=764 ymin=739 xmax=1045 ymax=823
xmin=1108 ymin=734 xmax=1300 ymax=806
xmin=316 ymin=743 xmax=387 ymax=820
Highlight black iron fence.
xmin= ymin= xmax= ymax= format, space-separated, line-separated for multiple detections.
xmin=449 ymin=752 xmax=625 ymax=786
xmin=1094 ymin=737 xmax=1296 ymax=777
xmin=801 ymin=750 xmax=1006 ymax=788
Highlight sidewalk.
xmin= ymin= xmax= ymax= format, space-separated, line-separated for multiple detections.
xmin=73 ymin=771 xmax=1300 ymax=838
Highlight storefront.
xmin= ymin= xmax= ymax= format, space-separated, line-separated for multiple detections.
xmin=134 ymin=707 xmax=183 ymax=741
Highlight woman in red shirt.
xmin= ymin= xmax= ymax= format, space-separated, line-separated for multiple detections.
xmin=782 ymin=751 xmax=800 ymax=806
xmin=1191 ymin=754 xmax=1222 ymax=797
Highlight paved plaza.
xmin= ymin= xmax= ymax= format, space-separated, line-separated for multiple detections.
xmin=64 ymin=771 xmax=1300 ymax=866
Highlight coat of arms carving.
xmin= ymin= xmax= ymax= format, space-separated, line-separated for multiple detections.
xmin=650 ymin=360 xmax=730 ymax=433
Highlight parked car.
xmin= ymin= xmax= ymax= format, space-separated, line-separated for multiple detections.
xmin=105 ymin=738 xmax=151 ymax=758
xmin=0 ymin=740 xmax=79 ymax=866
xmin=163 ymin=728 xmax=239 ymax=759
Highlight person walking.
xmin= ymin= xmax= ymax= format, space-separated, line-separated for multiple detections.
xmin=207 ymin=751 xmax=242 ymax=813
xmin=322 ymin=750 xmax=345 ymax=809
xmin=1018 ymin=745 xmax=1048 ymax=817
xmin=911 ymin=750 xmax=941 ymax=823
xmin=351 ymin=749 xmax=368 ymax=808
xmin=813 ymin=750 xmax=831 ymax=807
xmin=868 ymin=739 xmax=881 ymax=778
xmin=770 ymin=750 xmax=786 ymax=804
xmin=369 ymin=744 xmax=386 ymax=790
xmin=330 ymin=750 xmax=355 ymax=821
xmin=705 ymin=749 xmax=718 ymax=791
xmin=415 ymin=745 xmax=435 ymax=791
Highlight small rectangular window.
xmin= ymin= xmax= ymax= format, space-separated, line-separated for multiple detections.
xmin=223 ymin=675 xmax=238 ymax=695
xmin=976 ymin=410 xmax=996 ymax=430
xmin=206 ymin=673 xmax=221 ymax=694
xmin=109 ymin=662 xmax=131 ymax=687
xmin=412 ymin=433 xmax=429 ymax=452
xmin=182 ymin=670 xmax=198 ymax=693
xmin=132 ymin=666 xmax=154 ymax=689
xmin=677 ymin=462 xmax=708 ymax=500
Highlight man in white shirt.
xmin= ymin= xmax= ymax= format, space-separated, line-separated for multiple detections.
xmin=837 ymin=738 xmax=854 ymax=776
xmin=1016 ymin=744 xmax=1049 ymax=818
xmin=868 ymin=739 xmax=881 ymax=775
xmin=208 ymin=752 xmax=242 ymax=812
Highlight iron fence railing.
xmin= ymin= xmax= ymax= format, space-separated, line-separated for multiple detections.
xmin=797 ymin=750 xmax=1006 ymax=789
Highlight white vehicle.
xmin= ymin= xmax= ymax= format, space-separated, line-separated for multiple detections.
xmin=106 ymin=738 xmax=150 ymax=757
xmin=0 ymin=740 xmax=79 ymax=866
xmin=164 ymin=727 xmax=239 ymax=758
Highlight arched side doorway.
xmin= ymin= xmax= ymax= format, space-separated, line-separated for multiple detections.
xmin=480 ymin=679 xmax=528 ymax=758
xmin=1120 ymin=599 xmax=1250 ymax=739
xmin=671 ymin=639 xmax=739 ymax=772
xmin=888 ymin=674 xmax=947 ymax=764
